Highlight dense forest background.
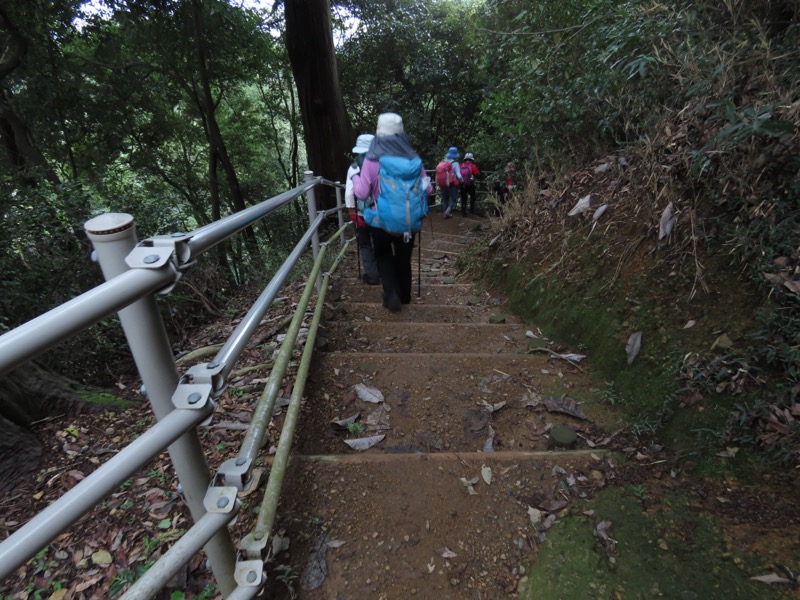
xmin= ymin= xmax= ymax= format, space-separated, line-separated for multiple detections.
xmin=1 ymin=0 xmax=798 ymax=462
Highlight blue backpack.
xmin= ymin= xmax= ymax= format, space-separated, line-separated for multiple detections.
xmin=364 ymin=155 xmax=428 ymax=238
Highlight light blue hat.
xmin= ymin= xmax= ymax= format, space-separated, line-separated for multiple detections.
xmin=446 ymin=146 xmax=459 ymax=160
xmin=352 ymin=134 xmax=374 ymax=154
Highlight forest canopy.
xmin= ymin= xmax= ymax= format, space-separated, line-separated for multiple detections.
xmin=1 ymin=0 xmax=798 ymax=387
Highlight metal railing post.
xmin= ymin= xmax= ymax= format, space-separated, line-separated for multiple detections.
xmin=304 ymin=170 xmax=322 ymax=292
xmin=335 ymin=180 xmax=345 ymax=245
xmin=83 ymin=213 xmax=237 ymax=596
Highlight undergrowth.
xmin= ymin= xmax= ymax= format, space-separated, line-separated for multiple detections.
xmin=474 ymin=1 xmax=799 ymax=467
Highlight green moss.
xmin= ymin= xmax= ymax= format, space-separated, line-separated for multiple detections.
xmin=500 ymin=263 xmax=674 ymax=424
xmin=520 ymin=486 xmax=781 ymax=600
xmin=78 ymin=388 xmax=137 ymax=409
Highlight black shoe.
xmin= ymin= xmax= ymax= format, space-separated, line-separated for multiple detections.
xmin=384 ymin=291 xmax=401 ymax=312
xmin=363 ymin=275 xmax=380 ymax=285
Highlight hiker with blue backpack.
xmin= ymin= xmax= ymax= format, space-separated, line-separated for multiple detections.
xmin=435 ymin=147 xmax=464 ymax=218
xmin=352 ymin=113 xmax=431 ymax=312
xmin=345 ymin=133 xmax=380 ymax=285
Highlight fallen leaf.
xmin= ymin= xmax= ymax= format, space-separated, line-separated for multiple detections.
xmin=716 ymin=447 xmax=739 ymax=458
xmin=331 ymin=414 xmax=360 ymax=428
xmin=539 ymin=499 xmax=568 ymax=512
xmin=568 ymin=194 xmax=592 ymax=216
xmin=427 ymin=558 xmax=436 ymax=574
xmin=683 ymin=320 xmax=696 ymax=329
xmin=592 ymin=204 xmax=608 ymax=221
xmin=658 ymin=202 xmax=676 ymax=239
xmin=625 ymin=331 xmax=642 ymax=365
xmin=459 ymin=476 xmax=479 ymax=495
xmin=751 ymin=574 xmax=792 ymax=585
xmin=436 ymin=547 xmax=457 ymax=559
xmin=300 ymin=533 xmax=329 ymax=591
xmin=343 ymin=434 xmax=385 ymax=451
xmin=91 ymin=549 xmax=112 ymax=566
xmin=327 ymin=540 xmax=346 ymax=549
xmin=527 ymin=506 xmax=542 ymax=525
xmin=543 ymin=397 xmax=589 ymax=421
xmin=353 ymin=383 xmax=383 ymax=403
xmin=272 ymin=534 xmax=290 ymax=555
xmin=481 ymin=465 xmax=492 ymax=486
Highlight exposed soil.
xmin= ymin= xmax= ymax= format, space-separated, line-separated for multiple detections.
xmin=1 ymin=210 xmax=799 ymax=599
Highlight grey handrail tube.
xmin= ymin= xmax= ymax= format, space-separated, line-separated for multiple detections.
xmin=0 ymin=266 xmax=176 ymax=376
xmin=211 ymin=212 xmax=325 ymax=384
xmin=119 ymin=508 xmax=238 ymax=600
xmin=0 ymin=406 xmax=210 ymax=580
xmin=186 ymin=179 xmax=320 ymax=257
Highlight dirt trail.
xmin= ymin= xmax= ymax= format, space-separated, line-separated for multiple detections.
xmin=267 ymin=212 xmax=620 ymax=599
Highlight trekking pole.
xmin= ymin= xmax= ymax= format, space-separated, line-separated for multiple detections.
xmin=417 ymin=231 xmax=422 ymax=298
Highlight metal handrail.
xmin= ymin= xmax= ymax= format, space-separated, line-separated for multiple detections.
xmin=0 ymin=171 xmax=348 ymax=598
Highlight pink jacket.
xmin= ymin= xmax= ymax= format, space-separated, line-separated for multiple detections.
xmin=352 ymin=158 xmax=432 ymax=201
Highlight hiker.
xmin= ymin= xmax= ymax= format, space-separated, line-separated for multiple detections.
xmin=352 ymin=113 xmax=432 ymax=312
xmin=345 ymin=133 xmax=380 ymax=285
xmin=435 ymin=146 xmax=463 ymax=218
xmin=459 ymin=152 xmax=481 ymax=216
xmin=495 ymin=161 xmax=517 ymax=216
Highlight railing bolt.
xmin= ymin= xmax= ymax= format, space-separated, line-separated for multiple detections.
xmin=207 ymin=362 xmax=219 ymax=369
xmin=187 ymin=392 xmax=201 ymax=404
xmin=254 ymin=532 xmax=264 ymax=541
xmin=235 ymin=457 xmax=246 ymax=466
xmin=246 ymin=570 xmax=257 ymax=583
xmin=140 ymin=385 xmax=147 ymax=395
xmin=217 ymin=497 xmax=229 ymax=509
xmin=171 ymin=232 xmax=184 ymax=238
xmin=143 ymin=254 xmax=160 ymax=264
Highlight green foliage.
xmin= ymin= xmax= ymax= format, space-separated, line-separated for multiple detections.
xmin=338 ymin=0 xmax=488 ymax=162
xmin=346 ymin=421 xmax=365 ymax=435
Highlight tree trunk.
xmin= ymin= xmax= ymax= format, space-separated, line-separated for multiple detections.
xmin=284 ymin=0 xmax=352 ymax=207
xmin=190 ymin=0 xmax=259 ymax=259
xmin=0 ymin=362 xmax=87 ymax=492
xmin=0 ymin=414 xmax=42 ymax=493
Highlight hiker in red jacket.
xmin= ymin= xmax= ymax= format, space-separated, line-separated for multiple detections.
xmin=459 ymin=152 xmax=481 ymax=216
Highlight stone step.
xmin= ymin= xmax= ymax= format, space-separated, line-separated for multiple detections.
xmin=319 ymin=322 xmax=532 ymax=354
xmin=296 ymin=351 xmax=595 ymax=456
xmin=326 ymin=302 xmax=522 ymax=324
xmin=275 ymin=448 xmax=605 ymax=598
xmin=331 ymin=284 xmax=479 ymax=305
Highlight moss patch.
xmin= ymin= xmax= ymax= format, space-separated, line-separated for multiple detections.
xmin=520 ymin=486 xmax=782 ymax=600
xmin=78 ymin=388 xmax=137 ymax=409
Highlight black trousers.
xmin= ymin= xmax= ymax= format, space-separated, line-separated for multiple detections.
xmin=355 ymin=225 xmax=380 ymax=283
xmin=369 ymin=227 xmax=415 ymax=304
xmin=460 ymin=183 xmax=477 ymax=214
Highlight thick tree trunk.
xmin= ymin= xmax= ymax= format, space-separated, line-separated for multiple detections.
xmin=284 ymin=0 xmax=352 ymax=206
xmin=0 ymin=414 xmax=42 ymax=493
xmin=0 ymin=362 xmax=86 ymax=491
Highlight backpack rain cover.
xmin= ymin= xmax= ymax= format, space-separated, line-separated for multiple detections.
xmin=365 ymin=155 xmax=428 ymax=237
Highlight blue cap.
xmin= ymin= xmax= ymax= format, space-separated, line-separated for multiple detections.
xmin=446 ymin=147 xmax=459 ymax=159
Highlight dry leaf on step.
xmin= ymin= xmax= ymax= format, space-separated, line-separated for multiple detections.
xmin=568 ymin=194 xmax=592 ymax=216
xmin=626 ymin=331 xmax=642 ymax=365
xmin=353 ymin=383 xmax=383 ymax=403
